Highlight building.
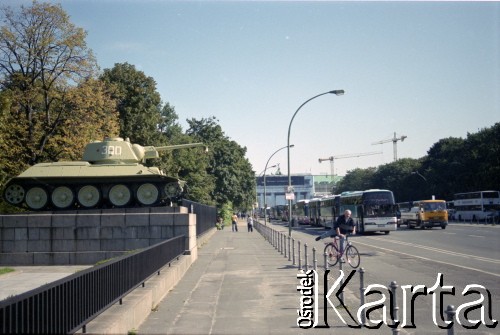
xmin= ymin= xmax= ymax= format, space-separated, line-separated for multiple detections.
xmin=256 ymin=173 xmax=343 ymax=210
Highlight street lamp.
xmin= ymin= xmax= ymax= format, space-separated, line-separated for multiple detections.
xmin=411 ymin=170 xmax=427 ymax=182
xmin=257 ymin=165 xmax=277 ymax=218
xmin=287 ymin=90 xmax=345 ymax=236
xmin=263 ymin=144 xmax=294 ymax=225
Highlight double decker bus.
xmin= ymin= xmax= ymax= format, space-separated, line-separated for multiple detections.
xmin=340 ymin=189 xmax=397 ymax=234
xmin=453 ymin=191 xmax=500 ymax=221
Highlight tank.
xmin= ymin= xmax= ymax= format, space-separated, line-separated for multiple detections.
xmin=2 ymin=137 xmax=207 ymax=211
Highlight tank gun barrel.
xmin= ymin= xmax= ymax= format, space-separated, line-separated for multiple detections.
xmin=154 ymin=142 xmax=208 ymax=152
xmin=143 ymin=142 xmax=208 ymax=160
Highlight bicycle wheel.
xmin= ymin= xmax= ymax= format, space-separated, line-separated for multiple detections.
xmin=345 ymin=245 xmax=361 ymax=268
xmin=324 ymin=243 xmax=340 ymax=267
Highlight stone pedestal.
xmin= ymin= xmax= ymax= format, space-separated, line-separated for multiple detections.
xmin=0 ymin=206 xmax=197 ymax=265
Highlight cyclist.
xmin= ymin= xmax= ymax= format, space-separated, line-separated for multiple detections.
xmin=315 ymin=209 xmax=356 ymax=252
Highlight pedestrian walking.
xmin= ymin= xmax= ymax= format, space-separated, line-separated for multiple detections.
xmin=247 ymin=215 xmax=254 ymax=232
xmin=231 ymin=213 xmax=238 ymax=232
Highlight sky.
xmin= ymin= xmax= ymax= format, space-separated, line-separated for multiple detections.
xmin=7 ymin=0 xmax=499 ymax=176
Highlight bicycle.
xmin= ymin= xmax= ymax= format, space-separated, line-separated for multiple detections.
xmin=323 ymin=235 xmax=360 ymax=268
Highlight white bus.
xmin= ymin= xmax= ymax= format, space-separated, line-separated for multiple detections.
xmin=453 ymin=190 xmax=500 ymax=221
xmin=318 ymin=194 xmax=341 ymax=229
xmin=292 ymin=199 xmax=310 ymax=225
xmin=340 ymin=189 xmax=398 ymax=234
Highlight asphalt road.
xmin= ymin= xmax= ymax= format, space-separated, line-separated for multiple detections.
xmin=271 ymin=221 xmax=499 ymax=335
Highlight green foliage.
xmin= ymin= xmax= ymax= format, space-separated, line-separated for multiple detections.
xmin=1 ymin=2 xmax=496 ymax=215
xmin=186 ymin=117 xmax=256 ymax=212
xmin=339 ymin=123 xmax=500 ymax=202
xmin=0 ymin=1 xmax=119 ymax=212
xmin=0 ymin=0 xmax=99 ymax=165
xmin=218 ymin=202 xmax=234 ymax=225
xmin=100 ymin=63 xmax=162 ymax=145
xmin=336 ymin=167 xmax=376 ymax=192
xmin=0 ymin=267 xmax=14 ymax=275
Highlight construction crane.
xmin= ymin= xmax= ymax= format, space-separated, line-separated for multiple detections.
xmin=372 ymin=132 xmax=407 ymax=161
xmin=318 ymin=151 xmax=383 ymax=176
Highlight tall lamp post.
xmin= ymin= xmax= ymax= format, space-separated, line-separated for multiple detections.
xmin=287 ymin=90 xmax=345 ymax=236
xmin=257 ymin=165 xmax=276 ymax=218
xmin=263 ymin=144 xmax=294 ymax=225
xmin=411 ymin=170 xmax=427 ymax=182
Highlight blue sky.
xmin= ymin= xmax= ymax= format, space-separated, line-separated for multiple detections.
xmin=9 ymin=0 xmax=499 ymax=176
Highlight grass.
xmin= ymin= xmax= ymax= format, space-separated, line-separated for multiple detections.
xmin=0 ymin=267 xmax=15 ymax=276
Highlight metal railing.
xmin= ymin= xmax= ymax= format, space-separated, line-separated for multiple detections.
xmin=0 ymin=235 xmax=185 ymax=334
xmin=182 ymin=199 xmax=217 ymax=236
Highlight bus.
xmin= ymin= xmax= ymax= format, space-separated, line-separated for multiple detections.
xmin=318 ymin=194 xmax=341 ymax=229
xmin=453 ymin=191 xmax=500 ymax=221
xmin=308 ymin=198 xmax=322 ymax=226
xmin=340 ymin=189 xmax=398 ymax=234
xmin=292 ymin=199 xmax=310 ymax=225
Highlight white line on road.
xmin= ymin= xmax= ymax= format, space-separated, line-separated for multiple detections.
xmin=364 ymin=236 xmax=500 ymax=264
xmin=354 ymin=240 xmax=500 ymax=278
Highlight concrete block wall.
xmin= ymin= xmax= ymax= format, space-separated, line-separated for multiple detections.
xmin=0 ymin=206 xmax=196 ymax=265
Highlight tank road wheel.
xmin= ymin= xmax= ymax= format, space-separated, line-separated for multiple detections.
xmin=109 ymin=184 xmax=132 ymax=207
xmin=136 ymin=183 xmax=159 ymax=206
xmin=4 ymin=184 xmax=25 ymax=205
xmin=51 ymin=186 xmax=74 ymax=209
xmin=77 ymin=185 xmax=101 ymax=208
xmin=164 ymin=182 xmax=182 ymax=198
xmin=25 ymin=187 xmax=49 ymax=210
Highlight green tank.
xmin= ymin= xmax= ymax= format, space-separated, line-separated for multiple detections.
xmin=2 ymin=137 xmax=207 ymax=211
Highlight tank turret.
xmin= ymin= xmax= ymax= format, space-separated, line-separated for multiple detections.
xmin=82 ymin=137 xmax=208 ymax=164
xmin=3 ymin=137 xmax=207 ymax=211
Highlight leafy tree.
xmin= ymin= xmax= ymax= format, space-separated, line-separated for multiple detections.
xmin=336 ymin=167 xmax=376 ymax=193
xmin=0 ymin=2 xmax=119 ymax=213
xmin=421 ymin=137 xmax=466 ymax=199
xmin=371 ymin=158 xmax=423 ymax=202
xmin=46 ymin=78 xmax=120 ymax=161
xmin=186 ymin=117 xmax=255 ymax=211
xmin=338 ymin=123 xmax=500 ymax=203
xmin=462 ymin=123 xmax=500 ymax=191
xmin=100 ymin=63 xmax=162 ymax=145
xmin=0 ymin=0 xmax=98 ymax=165
xmin=158 ymin=102 xmax=183 ymax=138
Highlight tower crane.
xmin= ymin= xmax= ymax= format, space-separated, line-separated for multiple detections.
xmin=318 ymin=151 xmax=383 ymax=176
xmin=372 ymin=132 xmax=407 ymax=161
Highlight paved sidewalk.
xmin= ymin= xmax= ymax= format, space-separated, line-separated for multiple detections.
xmin=138 ymin=220 xmax=358 ymax=335
xmin=0 ymin=265 xmax=90 ymax=301
xmin=138 ymin=220 xmax=297 ymax=334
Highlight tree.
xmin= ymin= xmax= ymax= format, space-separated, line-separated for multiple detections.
xmin=0 ymin=1 xmax=98 ymax=165
xmin=46 ymin=78 xmax=120 ymax=161
xmin=336 ymin=167 xmax=376 ymax=193
xmin=100 ymin=63 xmax=162 ymax=145
xmin=336 ymin=123 xmax=499 ymax=203
xmin=186 ymin=117 xmax=255 ymax=211
xmin=422 ymin=137 xmax=466 ymax=199
xmin=158 ymin=102 xmax=183 ymax=138
xmin=371 ymin=158 xmax=423 ymax=202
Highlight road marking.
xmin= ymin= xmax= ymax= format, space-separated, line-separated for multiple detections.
xmin=467 ymin=234 xmax=486 ymax=238
xmin=354 ymin=240 xmax=500 ymax=278
xmin=443 ymin=232 xmax=456 ymax=235
xmin=363 ymin=236 xmax=500 ymax=264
